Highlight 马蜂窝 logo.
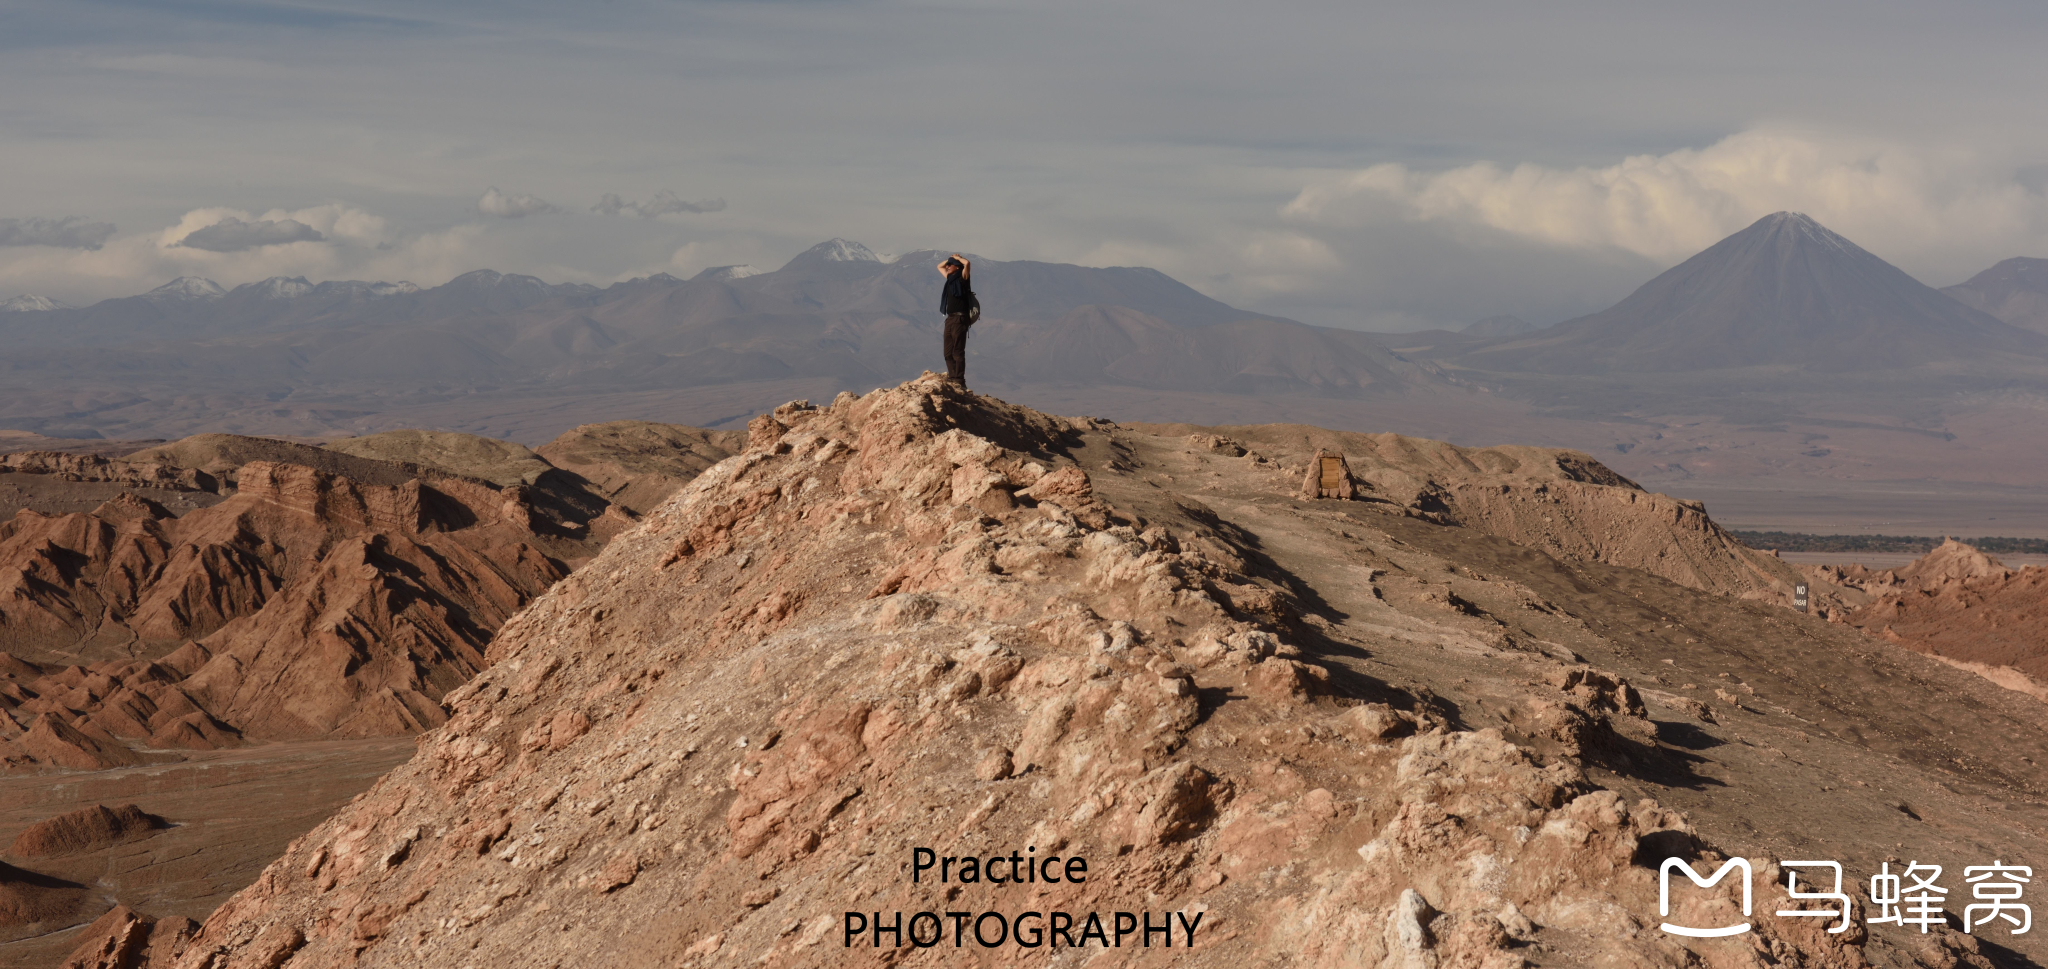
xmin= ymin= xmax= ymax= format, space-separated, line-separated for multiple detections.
xmin=1658 ymin=856 xmax=2031 ymax=939
xmin=1659 ymin=858 xmax=1752 ymax=938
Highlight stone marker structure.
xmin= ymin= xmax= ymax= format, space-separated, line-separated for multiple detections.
xmin=1301 ymin=448 xmax=1357 ymax=499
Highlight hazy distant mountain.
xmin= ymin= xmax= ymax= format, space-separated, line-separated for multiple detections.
xmin=1461 ymin=315 xmax=1533 ymax=339
xmin=0 ymin=269 xmax=585 ymax=352
xmin=981 ymin=305 xmax=1419 ymax=394
xmin=1460 ymin=212 xmax=2047 ymax=374
xmin=791 ymin=238 xmax=886 ymax=264
xmin=0 ymin=295 xmax=68 ymax=312
xmin=147 ymin=276 xmax=227 ymax=301
xmin=1943 ymin=257 xmax=2048 ymax=336
xmin=0 ymin=240 xmax=1447 ymax=439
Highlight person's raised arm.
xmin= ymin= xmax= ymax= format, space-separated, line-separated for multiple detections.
xmin=953 ymin=254 xmax=971 ymax=281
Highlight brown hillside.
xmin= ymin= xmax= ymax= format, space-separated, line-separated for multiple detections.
xmin=322 ymin=430 xmax=558 ymax=488
xmin=107 ymin=376 xmax=2048 ymax=968
xmin=1128 ymin=421 xmax=1798 ymax=600
xmin=8 ymin=803 xmax=164 ymax=858
xmin=124 ymin=434 xmax=421 ymax=488
xmin=0 ymin=862 xmax=94 ymax=942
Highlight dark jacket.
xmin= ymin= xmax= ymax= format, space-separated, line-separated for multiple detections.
xmin=941 ymin=274 xmax=974 ymax=315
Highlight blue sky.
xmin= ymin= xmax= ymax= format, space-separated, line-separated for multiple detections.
xmin=4 ymin=0 xmax=2048 ymax=328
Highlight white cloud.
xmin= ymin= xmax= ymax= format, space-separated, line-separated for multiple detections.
xmin=173 ymin=216 xmax=325 ymax=252
xmin=592 ymin=191 xmax=726 ymax=219
xmin=477 ymin=187 xmax=556 ymax=218
xmin=156 ymin=204 xmax=386 ymax=253
xmin=1228 ymin=231 xmax=1343 ymax=296
xmin=284 ymin=204 xmax=388 ymax=247
xmin=1282 ymin=129 xmax=2048 ymax=278
xmin=0 ymin=217 xmax=117 ymax=251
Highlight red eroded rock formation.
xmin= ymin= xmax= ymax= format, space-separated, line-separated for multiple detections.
xmin=1 ymin=421 xmax=733 ymax=777
xmin=55 ymin=905 xmax=198 ymax=968
xmin=0 ymin=458 xmax=594 ymax=768
xmin=0 ymin=451 xmax=219 ymax=494
xmin=1818 ymin=540 xmax=2048 ymax=681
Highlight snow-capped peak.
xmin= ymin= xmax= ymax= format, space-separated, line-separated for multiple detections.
xmin=0 ymin=294 xmax=69 ymax=312
xmin=147 ymin=276 xmax=226 ymax=300
xmin=696 ymin=264 xmax=763 ymax=281
xmin=1752 ymin=211 xmax=1860 ymax=258
xmin=247 ymin=276 xmax=315 ymax=299
xmin=807 ymin=239 xmax=882 ymax=263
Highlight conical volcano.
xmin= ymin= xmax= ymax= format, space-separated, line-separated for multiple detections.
xmin=1463 ymin=212 xmax=2046 ymax=373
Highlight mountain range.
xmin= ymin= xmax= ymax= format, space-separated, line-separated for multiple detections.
xmin=0 ymin=241 xmax=1458 ymax=444
xmin=4 ymin=217 xmax=2048 ymax=542
xmin=6 ymin=219 xmax=2041 ymax=409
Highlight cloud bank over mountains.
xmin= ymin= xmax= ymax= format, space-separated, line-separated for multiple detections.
xmin=5 ymin=128 xmax=2048 ymax=331
xmin=3 ymin=1 xmax=2047 ymax=328
xmin=1285 ymin=129 xmax=2048 ymax=275
xmin=173 ymin=216 xmax=326 ymax=251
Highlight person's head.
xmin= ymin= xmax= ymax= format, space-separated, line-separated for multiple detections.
xmin=938 ymin=257 xmax=962 ymax=276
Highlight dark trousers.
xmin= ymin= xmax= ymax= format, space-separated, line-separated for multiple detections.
xmin=943 ymin=313 xmax=971 ymax=385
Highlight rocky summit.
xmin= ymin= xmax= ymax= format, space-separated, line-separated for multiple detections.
xmin=58 ymin=375 xmax=2048 ymax=968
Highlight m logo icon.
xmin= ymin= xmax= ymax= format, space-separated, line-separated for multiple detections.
xmin=1660 ymin=858 xmax=1753 ymax=938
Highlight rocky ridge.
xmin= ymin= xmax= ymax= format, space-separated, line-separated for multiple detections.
xmin=534 ymin=422 xmax=742 ymax=517
xmin=82 ymin=376 xmax=2045 ymax=968
xmin=1132 ymin=421 xmax=1800 ymax=603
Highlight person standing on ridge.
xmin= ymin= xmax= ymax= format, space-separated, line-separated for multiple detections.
xmin=938 ymin=254 xmax=978 ymax=387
